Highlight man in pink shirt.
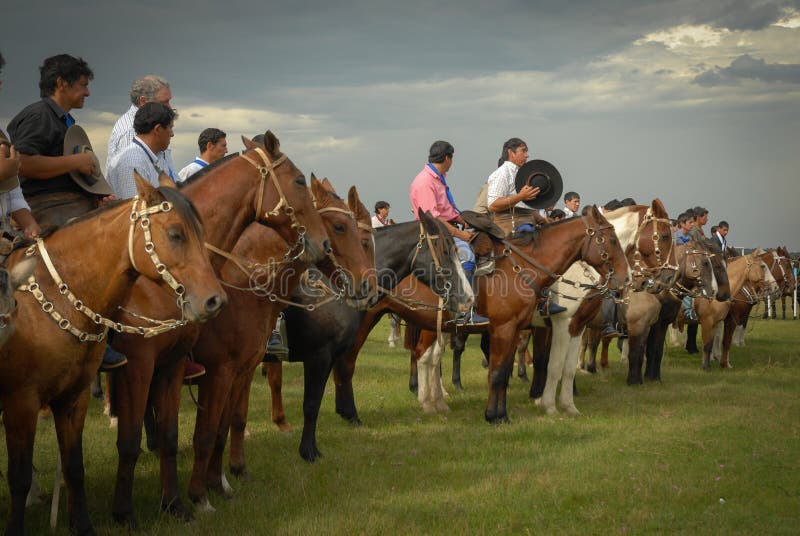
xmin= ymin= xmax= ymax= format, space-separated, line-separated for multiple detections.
xmin=410 ymin=140 xmax=489 ymax=326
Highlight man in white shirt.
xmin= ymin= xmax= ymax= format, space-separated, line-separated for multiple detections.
xmin=177 ymin=128 xmax=227 ymax=182
xmin=486 ymin=138 xmax=539 ymax=236
xmin=562 ymin=191 xmax=580 ymax=218
xmin=107 ymin=103 xmax=175 ymax=199
xmin=107 ymin=75 xmax=177 ymax=180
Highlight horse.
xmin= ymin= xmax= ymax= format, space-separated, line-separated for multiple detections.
xmin=0 ymin=259 xmax=37 ymax=349
xmin=185 ymin=177 xmax=377 ymax=511
xmin=108 ymin=131 xmax=330 ymax=528
xmin=450 ymin=200 xmax=678 ymax=404
xmin=0 ymin=175 xmax=225 ymax=535
xmin=262 ymin=209 xmax=474 ymax=461
xmin=344 ymin=206 xmax=630 ymax=423
xmin=695 ymin=251 xmax=776 ymax=369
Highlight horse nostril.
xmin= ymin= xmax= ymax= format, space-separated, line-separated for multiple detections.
xmin=360 ymin=280 xmax=371 ymax=296
xmin=205 ymin=295 xmax=223 ymax=314
xmin=322 ymin=239 xmax=331 ymax=253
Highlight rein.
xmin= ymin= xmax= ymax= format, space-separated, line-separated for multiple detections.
xmin=669 ymin=247 xmax=715 ymax=300
xmin=21 ymin=196 xmax=190 ymax=342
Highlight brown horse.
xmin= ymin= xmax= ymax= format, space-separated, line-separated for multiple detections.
xmin=339 ymin=206 xmax=630 ymax=422
xmin=186 ymin=177 xmax=376 ymax=511
xmin=109 ymin=131 xmax=330 ymax=527
xmin=0 ymin=259 xmax=37 ymax=349
xmin=0 ymin=175 xmax=225 ymax=535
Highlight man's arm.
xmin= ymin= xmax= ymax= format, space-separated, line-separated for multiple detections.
xmin=18 ymin=152 xmax=96 ymax=179
xmin=488 ymin=184 xmax=539 ymax=213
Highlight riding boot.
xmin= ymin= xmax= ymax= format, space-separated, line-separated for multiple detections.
xmin=264 ymin=313 xmax=289 ymax=362
xmin=537 ymin=289 xmax=567 ymax=316
xmin=456 ymin=268 xmax=489 ymax=327
xmin=100 ymin=335 xmax=127 ymax=371
xmin=685 ymin=323 xmax=699 ymax=354
xmin=682 ymin=295 xmax=697 ymax=322
xmin=600 ymin=295 xmax=619 ymax=338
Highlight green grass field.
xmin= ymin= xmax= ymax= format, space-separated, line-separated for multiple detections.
xmin=4 ymin=316 xmax=800 ymax=534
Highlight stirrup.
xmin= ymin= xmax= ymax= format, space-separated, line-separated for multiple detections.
xmin=474 ymin=258 xmax=494 ymax=278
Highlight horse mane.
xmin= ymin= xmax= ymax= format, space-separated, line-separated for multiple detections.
xmin=178 ymin=152 xmax=240 ymax=188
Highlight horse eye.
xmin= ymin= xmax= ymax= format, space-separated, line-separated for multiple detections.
xmin=295 ymin=175 xmax=307 ymax=186
xmin=361 ymin=239 xmax=370 ymax=249
xmin=333 ymin=223 xmax=346 ymax=234
xmin=167 ymin=226 xmax=185 ymax=243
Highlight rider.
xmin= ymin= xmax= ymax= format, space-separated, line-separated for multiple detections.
xmin=409 ymin=140 xmax=489 ymax=326
xmin=486 ymin=137 xmax=566 ymax=316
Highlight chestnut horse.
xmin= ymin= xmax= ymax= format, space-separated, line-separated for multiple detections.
xmin=340 ymin=206 xmax=630 ymax=423
xmin=108 ymin=132 xmax=329 ymax=527
xmin=0 ymin=176 xmax=225 ymax=535
xmin=262 ymin=209 xmax=474 ymax=461
xmin=186 ymin=177 xmax=377 ymax=511
xmin=0 ymin=259 xmax=37 ymax=349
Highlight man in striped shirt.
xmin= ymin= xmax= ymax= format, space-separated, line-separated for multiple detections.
xmin=177 ymin=128 xmax=227 ymax=182
xmin=107 ymin=75 xmax=177 ymax=180
xmin=107 ymin=103 xmax=176 ymax=199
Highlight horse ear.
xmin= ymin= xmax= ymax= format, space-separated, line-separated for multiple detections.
xmin=242 ymin=135 xmax=257 ymax=150
xmin=310 ymin=174 xmax=326 ymax=204
xmin=347 ymin=186 xmax=361 ymax=214
xmin=133 ymin=170 xmax=159 ymax=203
xmin=158 ymin=171 xmax=176 ymax=189
xmin=420 ymin=210 xmax=439 ymax=236
xmin=652 ymin=198 xmax=667 ymax=218
xmin=9 ymin=257 xmax=37 ymax=290
xmin=264 ymin=130 xmax=280 ymax=156
xmin=321 ymin=177 xmax=336 ymax=193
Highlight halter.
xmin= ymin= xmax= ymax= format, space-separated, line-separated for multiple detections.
xmin=629 ymin=207 xmax=678 ymax=283
xmin=21 ymin=196 xmax=189 ymax=342
xmin=669 ymin=247 xmax=715 ymax=300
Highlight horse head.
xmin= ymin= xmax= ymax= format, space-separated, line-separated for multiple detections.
xmin=694 ymin=234 xmax=730 ymax=301
xmin=310 ymin=175 xmax=376 ymax=308
xmin=242 ymin=131 xmax=329 ymax=264
xmin=416 ymin=209 xmax=473 ymax=314
xmin=348 ymin=185 xmax=379 ymax=300
xmin=749 ymin=249 xmax=778 ymax=296
xmin=581 ymin=205 xmax=630 ymax=293
xmin=641 ymin=199 xmax=678 ymax=292
xmin=130 ymin=172 xmax=227 ymax=322
xmin=675 ymin=243 xmax=717 ymax=300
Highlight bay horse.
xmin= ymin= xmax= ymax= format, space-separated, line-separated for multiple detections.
xmin=343 ymin=206 xmax=630 ymax=423
xmin=451 ymin=200 xmax=677 ymax=401
xmin=108 ymin=131 xmax=330 ymax=527
xmin=186 ymin=177 xmax=377 ymax=511
xmin=0 ymin=175 xmax=225 ymax=535
xmin=262 ymin=209 xmax=473 ymax=461
xmin=699 ymin=252 xmax=778 ymax=368
xmin=0 ymin=259 xmax=37 ymax=348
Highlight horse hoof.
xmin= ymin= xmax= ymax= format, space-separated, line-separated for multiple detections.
xmin=109 ymin=416 xmax=118 ymax=429
xmin=562 ymin=405 xmax=581 ymax=416
xmin=532 ymin=397 xmax=542 ymax=406
xmin=112 ymin=512 xmax=139 ymax=530
xmin=517 ymin=372 xmax=529 ymax=382
xmin=230 ymin=465 xmax=249 ymax=481
xmin=481 ymin=357 xmax=489 ymax=368
xmin=434 ymin=400 xmax=451 ymax=412
xmin=300 ymin=446 xmax=322 ymax=463
xmin=162 ymin=498 xmax=194 ymax=520
xmin=221 ymin=473 xmax=234 ymax=498
xmin=452 ymin=380 xmax=464 ymax=390
xmin=276 ymin=422 xmax=293 ymax=433
xmin=193 ymin=498 xmax=215 ymax=514
xmin=545 ymin=406 xmax=558 ymax=416
xmin=586 ymin=363 xmax=597 ymax=374
xmin=421 ymin=401 xmax=436 ymax=414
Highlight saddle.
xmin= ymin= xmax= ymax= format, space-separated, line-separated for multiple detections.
xmin=460 ymin=210 xmax=505 ymax=240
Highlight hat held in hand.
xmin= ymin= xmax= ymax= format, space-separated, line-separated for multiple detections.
xmin=514 ymin=159 xmax=563 ymax=209
xmin=63 ymin=125 xmax=114 ymax=196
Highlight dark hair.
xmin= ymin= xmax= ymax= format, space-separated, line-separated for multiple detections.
xmin=0 ymin=51 xmax=5 ymax=74
xmin=198 ymin=127 xmax=226 ymax=153
xmin=693 ymin=206 xmax=708 ymax=217
xmin=374 ymin=201 xmax=390 ymax=213
xmin=677 ymin=212 xmax=690 ymax=224
xmin=134 ymin=102 xmax=177 ymax=135
xmin=620 ymin=197 xmax=637 ymax=206
xmin=684 ymin=208 xmax=696 ymax=218
xmin=549 ymin=208 xmax=566 ymax=220
xmin=497 ymin=138 xmax=527 ymax=167
xmin=710 ymin=225 xmax=718 ymax=234
xmin=38 ymin=54 xmax=94 ymax=98
xmin=718 ymin=220 xmax=729 ymax=229
xmin=428 ymin=140 xmax=454 ymax=163
xmin=564 ymin=191 xmax=580 ymax=202
xmin=604 ymin=199 xmax=622 ymax=211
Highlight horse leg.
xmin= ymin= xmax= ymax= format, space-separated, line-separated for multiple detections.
xmin=2 ymin=400 xmax=38 ymax=535
xmin=560 ymin=332 xmax=584 ymax=414
xmin=540 ymin=322 xmax=565 ymax=415
xmin=51 ymin=390 xmax=95 ymax=536
xmin=333 ymin=311 xmax=384 ymax=425
xmin=188 ymin=363 xmax=234 ymax=510
xmin=515 ymin=330 xmax=530 ymax=381
xmin=451 ymin=331 xmax=467 ymax=390
xmin=586 ymin=328 xmax=601 ymax=373
xmin=416 ymin=339 xmax=435 ymax=413
xmin=151 ymin=364 xmax=192 ymax=520
xmin=143 ymin=389 xmax=158 ymax=452
xmin=90 ymin=371 xmax=103 ymax=400
xmin=209 ymin=377 xmax=241 ymax=499
xmin=720 ymin=316 xmax=737 ymax=369
xmin=626 ymin=333 xmax=646 ymax=385
xmin=700 ymin=320 xmax=714 ymax=370
xmin=299 ymin=348 xmax=335 ymax=462
xmin=485 ymin=324 xmax=517 ymax=423
xmin=529 ymin=326 xmax=550 ymax=403
xmin=711 ymin=322 xmax=724 ymax=362
xmin=429 ymin=337 xmax=450 ymax=412
xmin=480 ymin=331 xmax=490 ymax=368
xmin=263 ymin=361 xmax=290 ymax=432
xmin=111 ymin=357 xmax=155 ymax=528
xmin=408 ymin=351 xmax=418 ymax=395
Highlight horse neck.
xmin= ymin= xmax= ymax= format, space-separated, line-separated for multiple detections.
xmin=726 ymin=257 xmax=755 ymax=297
xmin=608 ymin=207 xmax=642 ymax=254
xmin=375 ymin=222 xmax=424 ymax=286
xmin=516 ymin=219 xmax=588 ymax=287
xmin=181 ymin=158 xmax=258 ymax=264
xmin=28 ymin=205 xmax=137 ymax=316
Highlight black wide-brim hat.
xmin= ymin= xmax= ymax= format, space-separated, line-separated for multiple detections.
xmin=63 ymin=125 xmax=114 ymax=196
xmin=514 ymin=159 xmax=563 ymax=209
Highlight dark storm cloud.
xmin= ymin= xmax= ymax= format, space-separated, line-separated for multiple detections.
xmin=693 ymin=54 xmax=800 ymax=86
xmin=691 ymin=0 xmax=800 ymax=30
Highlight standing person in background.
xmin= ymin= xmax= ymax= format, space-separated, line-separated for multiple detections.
xmin=107 ymin=75 xmax=177 ymax=179
xmin=371 ymin=200 xmax=402 ymax=346
xmin=371 ymin=200 xmax=394 ymax=228
xmin=693 ymin=206 xmax=709 ymax=236
xmin=714 ymin=221 xmax=729 ymax=254
xmin=562 ymin=191 xmax=580 ymax=218
xmin=177 ymin=127 xmax=227 ymax=182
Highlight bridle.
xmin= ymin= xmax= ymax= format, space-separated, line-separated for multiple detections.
xmin=21 ymin=196 xmax=191 ymax=342
xmin=670 ymin=246 xmax=715 ymax=300
xmin=629 ymin=207 xmax=677 ymax=286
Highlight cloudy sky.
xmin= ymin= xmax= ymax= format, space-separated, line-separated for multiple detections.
xmin=2 ymin=0 xmax=799 ymax=249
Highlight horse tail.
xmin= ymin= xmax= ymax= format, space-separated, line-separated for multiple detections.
xmin=404 ymin=323 xmax=421 ymax=351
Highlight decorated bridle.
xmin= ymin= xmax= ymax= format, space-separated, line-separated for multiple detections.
xmin=669 ymin=245 xmax=716 ymax=300
xmin=629 ymin=207 xmax=678 ymax=286
xmin=21 ymin=196 xmax=190 ymax=342
xmin=730 ymin=255 xmax=774 ymax=304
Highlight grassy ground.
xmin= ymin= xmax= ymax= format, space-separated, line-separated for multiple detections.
xmin=4 ymin=316 xmax=800 ymax=534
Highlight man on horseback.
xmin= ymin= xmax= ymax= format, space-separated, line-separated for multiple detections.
xmin=410 ymin=140 xmax=489 ymax=326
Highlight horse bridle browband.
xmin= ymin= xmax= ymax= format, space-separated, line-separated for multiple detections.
xmin=21 ymin=196 xmax=190 ymax=342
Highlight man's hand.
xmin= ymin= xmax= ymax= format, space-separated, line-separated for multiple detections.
xmin=74 ymin=153 xmax=97 ymax=176
xmin=23 ymin=222 xmax=41 ymax=239
xmin=98 ymin=195 xmax=117 ymax=207
xmin=517 ymin=184 xmax=540 ymax=202
xmin=458 ymin=229 xmax=475 ymax=242
xmin=0 ymin=144 xmax=21 ymax=181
